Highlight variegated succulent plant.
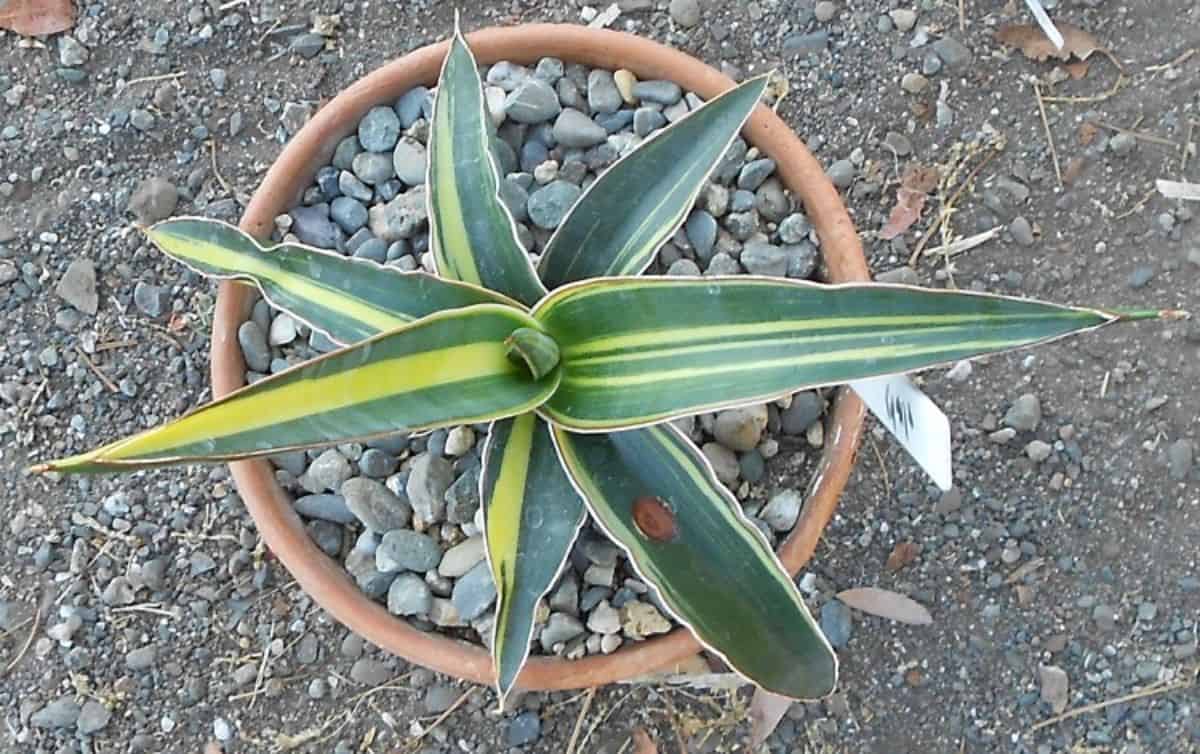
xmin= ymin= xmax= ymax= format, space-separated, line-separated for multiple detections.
xmin=34 ymin=28 xmax=1170 ymax=704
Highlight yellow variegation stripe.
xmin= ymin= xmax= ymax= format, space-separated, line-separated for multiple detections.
xmin=485 ymin=415 xmax=536 ymax=578
xmin=35 ymin=305 xmax=558 ymax=473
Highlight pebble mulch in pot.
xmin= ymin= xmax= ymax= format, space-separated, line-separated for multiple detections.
xmin=236 ymin=58 xmax=832 ymax=660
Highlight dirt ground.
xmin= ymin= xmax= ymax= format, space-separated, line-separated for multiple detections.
xmin=1 ymin=0 xmax=1197 ymax=752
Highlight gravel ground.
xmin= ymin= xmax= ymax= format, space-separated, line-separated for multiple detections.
xmin=1 ymin=1 xmax=1197 ymax=753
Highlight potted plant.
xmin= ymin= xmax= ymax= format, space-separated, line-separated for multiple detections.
xmin=31 ymin=23 xmax=1175 ymax=705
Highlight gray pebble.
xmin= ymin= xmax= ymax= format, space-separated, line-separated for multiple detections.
xmin=388 ymin=573 xmax=433 ymax=616
xmin=782 ymin=31 xmax=829 ymax=57
xmin=684 ymin=209 xmax=718 ymax=262
xmin=587 ymin=70 xmax=623 ymax=114
xmin=369 ymin=189 xmax=428 ymax=241
xmin=330 ymin=196 xmax=368 ymax=233
xmin=506 ymin=711 xmax=542 ymax=747
xmin=782 ymin=392 xmax=823 ymax=435
xmin=290 ymin=204 xmax=339 ymax=247
xmin=352 ymin=151 xmax=395 ymax=186
xmin=423 ymin=684 xmax=459 ymax=714
xmin=31 ymin=697 xmax=81 ymax=729
xmin=486 ymin=62 xmax=530 ymax=92
xmin=1129 ymin=265 xmax=1155 ymax=289
xmin=392 ymin=138 xmax=427 ymax=185
xmin=741 ymin=241 xmax=789 ymax=277
xmin=761 ymin=490 xmax=803 ymax=531
xmin=820 ymin=600 xmax=853 ymax=648
xmin=332 ymin=136 xmax=362 ymax=170
xmin=76 ymin=700 xmax=111 ymax=735
xmin=1010 ymin=216 xmax=1035 ymax=246
xmin=931 ymin=37 xmax=973 ymax=69
xmin=237 ymin=321 xmax=271 ymax=372
xmin=294 ymin=494 xmax=356 ymax=524
xmin=553 ymin=109 xmax=607 ymax=148
xmin=133 ymin=282 xmax=170 ymax=318
xmin=306 ymin=449 xmax=354 ymax=492
xmin=633 ymin=106 xmax=667 ymax=137
xmin=343 ymin=477 xmax=411 ymax=532
xmin=784 ymin=242 xmax=818 ymax=278
xmin=632 ymin=80 xmax=682 ymax=106
xmin=358 ymin=448 xmax=398 ymax=478
xmin=669 ymin=0 xmax=701 ymax=27
xmin=528 ymin=180 xmax=582 ymax=229
xmin=126 ymin=644 xmax=158 ymax=670
xmin=290 ymin=33 xmax=324 ymax=59
xmin=358 ymin=106 xmax=401 ymax=152
xmin=738 ymin=158 xmax=777 ymax=191
xmin=57 ymin=259 xmax=98 ymax=315
xmin=349 ymin=657 xmax=392 ymax=686
xmin=451 ymin=561 xmax=497 ymax=621
xmin=1004 ymin=393 xmax=1042 ymax=432
xmin=827 ymin=159 xmax=855 ymax=189
xmin=128 ymin=177 xmax=179 ymax=224
xmin=875 ymin=266 xmax=920 ymax=285
xmin=1110 ymin=132 xmax=1137 ymax=156
xmin=377 ymin=530 xmax=441 ymax=573
xmin=505 ymin=78 xmax=562 ymax=124
xmin=778 ymin=213 xmax=811 ymax=244
xmin=338 ymin=170 xmax=373 ymax=202
xmin=395 ymin=87 xmax=430 ymax=129
xmin=1168 ymin=439 xmax=1194 ymax=480
xmin=540 ymin=612 xmax=585 ymax=652
xmin=406 ymin=453 xmax=454 ymax=524
xmin=59 ymin=36 xmax=89 ymax=66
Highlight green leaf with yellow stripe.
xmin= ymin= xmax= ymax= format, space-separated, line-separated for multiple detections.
xmin=482 ymin=413 xmax=585 ymax=705
xmin=428 ymin=28 xmax=545 ymax=305
xmin=535 ymin=277 xmax=1120 ymax=430
xmin=551 ymin=423 xmax=836 ymax=699
xmin=145 ymin=217 xmax=515 ymax=345
xmin=35 ymin=305 xmax=558 ymax=472
xmin=537 ymin=76 xmax=768 ymax=288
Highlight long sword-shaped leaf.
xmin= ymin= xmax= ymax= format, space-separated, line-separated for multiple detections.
xmin=482 ymin=413 xmax=586 ymax=706
xmin=537 ymin=76 xmax=769 ymax=288
xmin=146 ymin=217 xmax=515 ymax=345
xmin=551 ymin=423 xmax=836 ymax=699
xmin=428 ymin=27 xmax=545 ymax=305
xmin=535 ymin=277 xmax=1129 ymax=430
xmin=35 ymin=305 xmax=557 ymax=473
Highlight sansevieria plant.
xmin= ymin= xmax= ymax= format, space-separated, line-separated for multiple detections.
xmin=33 ymin=28 xmax=1177 ymax=704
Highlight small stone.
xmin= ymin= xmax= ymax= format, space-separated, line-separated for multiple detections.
xmin=1168 ymin=439 xmax=1194 ymax=480
xmin=369 ymin=189 xmax=428 ymax=241
xmin=306 ymin=449 xmax=353 ymax=492
xmin=820 ymin=600 xmax=853 ymax=648
xmin=587 ymin=600 xmax=622 ymax=634
xmin=444 ymin=426 xmax=475 ymax=457
xmin=587 ymin=70 xmax=623 ymax=114
xmin=237 ymin=320 xmax=271 ymax=372
xmin=1004 ymin=393 xmax=1042 ymax=432
xmin=553 ymin=109 xmax=608 ymax=148
xmin=620 ymin=601 xmax=671 ymax=640
xmin=778 ymin=213 xmax=812 ymax=244
xmin=784 ymin=242 xmax=818 ymax=279
xmin=406 ymin=453 xmax=454 ymax=524
xmin=827 ymin=159 xmax=856 ymax=188
xmin=57 ymin=259 xmax=98 ymax=315
xmin=740 ymin=241 xmax=789 ymax=276
xmin=290 ymin=32 xmax=324 ymax=59
xmin=133 ymin=282 xmax=170 ymax=318
xmin=889 ymin=9 xmax=917 ymax=32
xmin=31 ymin=697 xmax=81 ymax=729
xmin=294 ymin=494 xmax=356 ymax=524
xmin=268 ymin=313 xmax=298 ymax=346
xmin=669 ymin=0 xmax=701 ymax=27
xmin=1110 ymin=132 xmax=1137 ymax=156
xmin=760 ymin=490 xmax=803 ymax=531
xmin=633 ymin=106 xmax=667 ymax=137
xmin=395 ymin=87 xmax=431 ymax=128
xmin=632 ymin=80 xmax=683 ymax=106
xmin=128 ymin=177 xmax=178 ymax=224
xmin=901 ymin=72 xmax=929 ymax=94
xmin=883 ymin=131 xmax=913 ymax=157
xmin=713 ymin=405 xmax=768 ymax=451
xmin=528 ymin=180 xmax=582 ymax=229
xmin=931 ymin=37 xmax=973 ymax=69
xmin=350 ymin=657 xmax=392 ymax=686
xmin=358 ymin=106 xmax=401 ymax=152
xmin=451 ymin=561 xmax=497 ymax=621
xmin=291 ymin=204 xmax=339 ymax=247
xmin=1039 ymin=665 xmax=1069 ymax=713
xmin=59 ymin=36 xmax=89 ymax=66
xmin=782 ymin=31 xmax=830 ymax=56
xmin=814 ymin=1 xmax=837 ymax=22
xmin=1129 ymin=265 xmax=1155 ymax=289
xmin=506 ymin=711 xmax=542 ymax=747
xmin=296 ymin=633 xmax=320 ymax=664
xmin=1093 ymin=603 xmax=1117 ymax=631
xmin=702 ymin=442 xmax=739 ymax=485
xmin=613 ymin=69 xmax=638 ymax=103
xmin=330 ymin=197 xmax=368 ymax=233
xmin=353 ymin=151 xmax=395 ymax=185
xmin=280 ymin=102 xmax=310 ymax=135
xmin=387 ymin=573 xmax=432 ymax=616
xmin=1010 ymin=216 xmax=1035 ymax=246
xmin=685 ymin=210 xmax=718 ymax=261
xmin=486 ymin=62 xmax=530 ymax=92
xmin=343 ymin=477 xmax=411 ymax=532
xmin=392 ymin=138 xmax=427 ymax=186
xmin=738 ymin=158 xmax=777 ymax=191
xmin=439 ymin=537 xmax=486 ymax=578
xmin=505 ymin=78 xmax=562 ymax=124
xmin=540 ymin=612 xmax=585 ymax=652
xmin=125 ymin=645 xmax=158 ymax=670
xmin=377 ymin=530 xmax=441 ymax=573
xmin=1025 ymin=440 xmax=1053 ymax=463
xmin=876 ymin=266 xmax=919 ymax=285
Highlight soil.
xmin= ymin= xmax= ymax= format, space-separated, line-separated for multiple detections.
xmin=1 ymin=1 xmax=1197 ymax=753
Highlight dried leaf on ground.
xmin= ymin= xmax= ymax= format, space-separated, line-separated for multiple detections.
xmin=749 ymin=687 xmax=793 ymax=747
xmin=880 ymin=165 xmax=940 ymax=240
xmin=631 ymin=727 xmax=659 ymax=754
xmin=836 ymin=587 xmax=933 ymax=625
xmin=1063 ymin=60 xmax=1091 ymax=79
xmin=0 ymin=0 xmax=74 ymax=35
xmin=995 ymin=22 xmax=1106 ymax=63
xmin=885 ymin=541 xmax=920 ymax=572
xmin=1077 ymin=122 xmax=1099 ymax=146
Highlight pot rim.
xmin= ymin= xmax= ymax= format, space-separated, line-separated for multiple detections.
xmin=216 ymin=23 xmax=869 ymax=692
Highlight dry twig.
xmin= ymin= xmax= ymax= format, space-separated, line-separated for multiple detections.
xmin=1034 ymin=84 xmax=1063 ymax=188
xmin=908 ymin=147 xmax=1001 ymax=266
xmin=564 ymin=687 xmax=597 ymax=754
xmin=75 ymin=346 xmax=119 ymax=393
xmin=123 ymin=71 xmax=186 ymax=88
xmin=406 ymin=687 xmax=476 ymax=749
xmin=1030 ymin=667 xmax=1197 ymax=732
xmin=2 ymin=595 xmax=40 ymax=676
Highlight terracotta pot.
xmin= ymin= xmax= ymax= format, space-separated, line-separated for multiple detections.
xmin=215 ymin=24 xmax=870 ymax=692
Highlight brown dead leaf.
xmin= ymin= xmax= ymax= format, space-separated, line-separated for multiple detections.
xmin=836 ymin=587 xmax=933 ymax=625
xmin=0 ymin=0 xmax=74 ymax=35
xmin=1062 ymin=156 xmax=1087 ymax=185
xmin=748 ymin=687 xmax=793 ymax=748
xmin=880 ymin=165 xmax=940 ymax=240
xmin=1063 ymin=60 xmax=1091 ymax=80
xmin=1077 ymin=122 xmax=1099 ymax=146
xmin=885 ymin=541 xmax=920 ymax=572
xmin=995 ymin=22 xmax=1106 ymax=63
xmin=631 ymin=727 xmax=659 ymax=754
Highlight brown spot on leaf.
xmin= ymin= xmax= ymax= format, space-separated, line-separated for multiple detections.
xmin=632 ymin=496 xmax=677 ymax=543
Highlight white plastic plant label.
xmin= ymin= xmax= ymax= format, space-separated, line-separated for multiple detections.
xmin=1023 ymin=0 xmax=1065 ymax=50
xmin=850 ymin=375 xmax=952 ymax=491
